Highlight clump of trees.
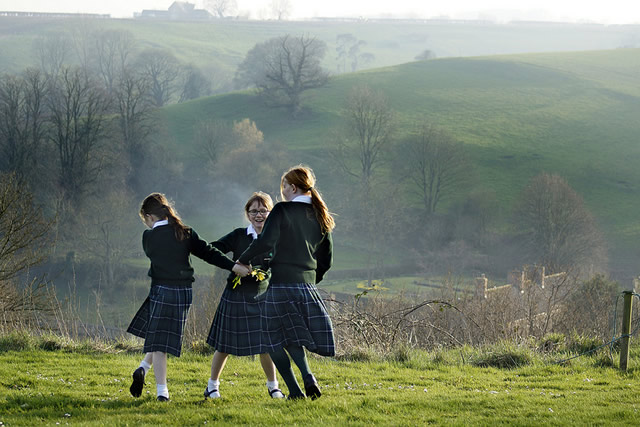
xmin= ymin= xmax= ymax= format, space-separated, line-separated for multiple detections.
xmin=335 ymin=34 xmax=375 ymax=73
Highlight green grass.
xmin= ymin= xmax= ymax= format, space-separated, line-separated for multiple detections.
xmin=2 ymin=333 xmax=640 ymax=425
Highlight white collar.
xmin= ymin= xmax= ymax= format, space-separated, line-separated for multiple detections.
xmin=291 ymin=195 xmax=312 ymax=204
xmin=152 ymin=219 xmax=169 ymax=229
xmin=246 ymin=224 xmax=258 ymax=240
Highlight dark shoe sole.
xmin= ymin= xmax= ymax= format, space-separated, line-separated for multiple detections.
xmin=204 ymin=387 xmax=220 ymax=399
xmin=304 ymin=383 xmax=321 ymax=400
xmin=157 ymin=395 xmax=170 ymax=402
xmin=130 ymin=367 xmax=145 ymax=398
xmin=304 ymin=374 xmax=321 ymax=400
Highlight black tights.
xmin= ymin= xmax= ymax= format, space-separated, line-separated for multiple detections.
xmin=269 ymin=345 xmax=311 ymax=398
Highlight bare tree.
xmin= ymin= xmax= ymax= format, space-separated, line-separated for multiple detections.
xmin=92 ymin=29 xmax=136 ymax=96
xmin=204 ymin=0 xmax=237 ymax=18
xmin=135 ymin=49 xmax=182 ymax=107
xmin=179 ymin=64 xmax=212 ymax=102
xmin=514 ymin=173 xmax=607 ymax=275
xmin=270 ymin=0 xmax=292 ymax=20
xmin=397 ymin=123 xmax=469 ymax=215
xmin=33 ymin=33 xmax=72 ymax=78
xmin=0 ymin=172 xmax=53 ymax=283
xmin=332 ymin=85 xmax=394 ymax=190
xmin=46 ymin=67 xmax=110 ymax=206
xmin=193 ymin=119 xmax=233 ymax=168
xmin=76 ymin=189 xmax=139 ymax=287
xmin=113 ymin=69 xmax=155 ymax=193
xmin=235 ymin=34 xmax=329 ymax=116
xmin=0 ymin=172 xmax=55 ymax=322
xmin=0 ymin=69 xmax=48 ymax=185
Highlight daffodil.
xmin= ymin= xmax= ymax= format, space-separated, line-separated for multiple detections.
xmin=232 ymin=268 xmax=267 ymax=289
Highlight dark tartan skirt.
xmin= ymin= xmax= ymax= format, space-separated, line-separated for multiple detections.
xmin=262 ymin=282 xmax=335 ymax=357
xmin=127 ymin=285 xmax=192 ymax=357
xmin=207 ymin=287 xmax=267 ymax=356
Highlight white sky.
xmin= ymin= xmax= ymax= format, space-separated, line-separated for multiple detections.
xmin=3 ymin=0 xmax=639 ymax=24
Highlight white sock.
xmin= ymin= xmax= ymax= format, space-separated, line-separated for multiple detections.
xmin=208 ymin=379 xmax=220 ymax=391
xmin=267 ymin=380 xmax=284 ymax=398
xmin=156 ymin=383 xmax=169 ymax=398
xmin=206 ymin=379 xmax=221 ymax=398
xmin=139 ymin=361 xmax=151 ymax=375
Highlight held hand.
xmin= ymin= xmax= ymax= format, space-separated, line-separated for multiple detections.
xmin=232 ymin=262 xmax=250 ymax=277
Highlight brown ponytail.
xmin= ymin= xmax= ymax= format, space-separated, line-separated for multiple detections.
xmin=139 ymin=193 xmax=190 ymax=241
xmin=281 ymin=165 xmax=335 ymax=234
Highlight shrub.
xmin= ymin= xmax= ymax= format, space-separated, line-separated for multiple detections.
xmin=538 ymin=333 xmax=567 ymax=353
xmin=472 ymin=342 xmax=533 ymax=369
xmin=0 ymin=331 xmax=35 ymax=352
xmin=567 ymin=333 xmax=605 ymax=356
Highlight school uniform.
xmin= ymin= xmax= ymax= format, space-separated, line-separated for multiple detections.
xmin=206 ymin=225 xmax=272 ymax=356
xmin=127 ymin=220 xmax=236 ymax=357
xmin=237 ymin=196 xmax=335 ymax=357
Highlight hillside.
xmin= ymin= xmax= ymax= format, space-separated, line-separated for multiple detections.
xmin=161 ymin=48 xmax=640 ymax=280
xmin=0 ymin=15 xmax=638 ymax=81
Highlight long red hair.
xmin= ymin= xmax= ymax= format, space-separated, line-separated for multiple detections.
xmin=281 ymin=165 xmax=335 ymax=234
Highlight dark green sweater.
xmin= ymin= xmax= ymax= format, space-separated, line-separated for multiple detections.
xmin=212 ymin=227 xmax=271 ymax=293
xmin=143 ymin=225 xmax=236 ymax=287
xmin=238 ymin=201 xmax=332 ymax=284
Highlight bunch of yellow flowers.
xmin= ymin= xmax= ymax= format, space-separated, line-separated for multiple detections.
xmin=232 ymin=268 xmax=267 ymax=289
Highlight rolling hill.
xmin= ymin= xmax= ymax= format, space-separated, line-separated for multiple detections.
xmin=160 ymin=48 xmax=640 ymax=280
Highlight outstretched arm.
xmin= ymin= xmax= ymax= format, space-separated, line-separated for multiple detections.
xmin=190 ymin=229 xmax=236 ymax=271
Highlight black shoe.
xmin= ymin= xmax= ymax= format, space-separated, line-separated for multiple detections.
xmin=130 ymin=367 xmax=145 ymax=398
xmin=157 ymin=395 xmax=170 ymax=402
xmin=204 ymin=386 xmax=220 ymax=399
xmin=268 ymin=388 xmax=285 ymax=399
xmin=303 ymin=374 xmax=321 ymax=400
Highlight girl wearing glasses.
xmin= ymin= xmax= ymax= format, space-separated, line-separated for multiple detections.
xmin=203 ymin=191 xmax=285 ymax=399
xmin=237 ymin=165 xmax=335 ymax=400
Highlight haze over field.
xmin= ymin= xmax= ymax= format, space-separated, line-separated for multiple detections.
xmin=3 ymin=0 xmax=640 ymax=23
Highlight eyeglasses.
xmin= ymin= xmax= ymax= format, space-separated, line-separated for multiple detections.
xmin=248 ymin=209 xmax=269 ymax=216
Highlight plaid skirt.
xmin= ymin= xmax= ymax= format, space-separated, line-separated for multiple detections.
xmin=262 ymin=282 xmax=335 ymax=357
xmin=206 ymin=287 xmax=267 ymax=356
xmin=127 ymin=285 xmax=192 ymax=357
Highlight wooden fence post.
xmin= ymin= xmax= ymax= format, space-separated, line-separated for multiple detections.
xmin=619 ymin=291 xmax=633 ymax=371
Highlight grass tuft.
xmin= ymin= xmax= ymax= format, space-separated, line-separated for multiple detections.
xmin=471 ymin=342 xmax=533 ymax=369
xmin=0 ymin=330 xmax=35 ymax=352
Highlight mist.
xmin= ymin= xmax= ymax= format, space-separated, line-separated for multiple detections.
xmin=0 ymin=10 xmax=637 ymax=333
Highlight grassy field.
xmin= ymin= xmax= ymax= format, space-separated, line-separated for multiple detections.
xmin=1 ymin=332 xmax=640 ymax=425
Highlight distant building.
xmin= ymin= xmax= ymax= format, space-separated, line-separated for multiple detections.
xmin=136 ymin=2 xmax=212 ymax=21
xmin=0 ymin=11 xmax=109 ymax=18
